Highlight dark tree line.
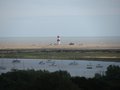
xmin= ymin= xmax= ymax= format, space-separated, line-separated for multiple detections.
xmin=0 ymin=65 xmax=120 ymax=90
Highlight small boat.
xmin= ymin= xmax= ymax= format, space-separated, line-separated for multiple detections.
xmin=96 ymin=64 xmax=103 ymax=68
xmin=86 ymin=64 xmax=93 ymax=69
xmin=69 ymin=61 xmax=78 ymax=65
xmin=39 ymin=61 xmax=45 ymax=65
xmin=12 ymin=60 xmax=21 ymax=63
xmin=46 ymin=59 xmax=54 ymax=63
xmin=49 ymin=62 xmax=57 ymax=67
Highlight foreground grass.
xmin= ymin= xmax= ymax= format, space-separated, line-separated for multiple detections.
xmin=0 ymin=49 xmax=120 ymax=61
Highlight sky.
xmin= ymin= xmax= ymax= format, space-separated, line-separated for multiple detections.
xmin=0 ymin=0 xmax=120 ymax=37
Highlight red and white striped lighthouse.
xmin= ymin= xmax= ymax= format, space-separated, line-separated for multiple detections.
xmin=57 ymin=36 xmax=60 ymax=45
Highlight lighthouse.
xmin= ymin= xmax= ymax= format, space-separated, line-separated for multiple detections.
xmin=57 ymin=36 xmax=60 ymax=45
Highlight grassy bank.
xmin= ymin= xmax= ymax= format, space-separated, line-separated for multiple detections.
xmin=0 ymin=49 xmax=120 ymax=61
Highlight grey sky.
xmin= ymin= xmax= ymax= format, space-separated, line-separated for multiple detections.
xmin=0 ymin=0 xmax=120 ymax=37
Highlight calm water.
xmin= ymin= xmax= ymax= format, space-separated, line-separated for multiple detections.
xmin=0 ymin=58 xmax=120 ymax=78
xmin=0 ymin=37 xmax=120 ymax=45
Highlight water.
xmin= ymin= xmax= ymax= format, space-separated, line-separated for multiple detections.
xmin=0 ymin=58 xmax=120 ymax=78
xmin=0 ymin=37 xmax=120 ymax=45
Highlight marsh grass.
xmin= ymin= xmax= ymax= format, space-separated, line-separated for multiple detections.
xmin=0 ymin=49 xmax=120 ymax=61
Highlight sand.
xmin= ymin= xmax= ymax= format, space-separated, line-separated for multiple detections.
xmin=0 ymin=42 xmax=120 ymax=49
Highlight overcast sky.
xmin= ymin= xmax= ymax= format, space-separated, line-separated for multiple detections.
xmin=0 ymin=0 xmax=120 ymax=37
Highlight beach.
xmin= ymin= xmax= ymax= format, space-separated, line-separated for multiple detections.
xmin=0 ymin=43 xmax=120 ymax=50
xmin=0 ymin=37 xmax=120 ymax=49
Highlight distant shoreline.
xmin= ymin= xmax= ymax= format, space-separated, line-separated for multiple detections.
xmin=0 ymin=44 xmax=120 ymax=50
xmin=0 ymin=37 xmax=120 ymax=50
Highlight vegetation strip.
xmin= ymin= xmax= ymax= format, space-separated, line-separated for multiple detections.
xmin=0 ymin=65 xmax=120 ymax=90
xmin=0 ymin=49 xmax=120 ymax=61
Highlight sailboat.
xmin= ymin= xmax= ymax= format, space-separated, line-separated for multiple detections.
xmin=39 ymin=61 xmax=45 ymax=65
xmin=96 ymin=64 xmax=103 ymax=68
xmin=12 ymin=52 xmax=21 ymax=63
xmin=12 ymin=59 xmax=21 ymax=63
xmin=11 ymin=52 xmax=21 ymax=70
xmin=86 ymin=63 xmax=93 ymax=69
xmin=69 ymin=61 xmax=79 ymax=65
xmin=46 ymin=59 xmax=54 ymax=63
xmin=49 ymin=62 xmax=57 ymax=67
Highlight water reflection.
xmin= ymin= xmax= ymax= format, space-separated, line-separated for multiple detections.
xmin=0 ymin=58 xmax=120 ymax=78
